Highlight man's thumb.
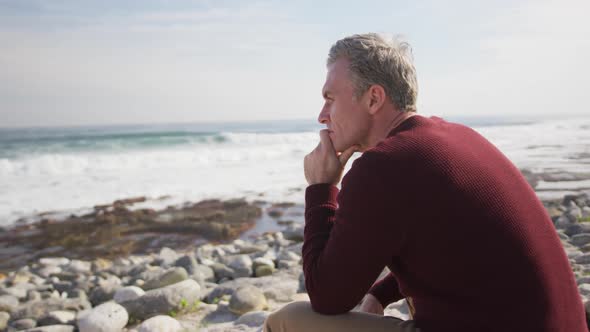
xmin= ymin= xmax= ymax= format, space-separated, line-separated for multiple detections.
xmin=339 ymin=145 xmax=359 ymax=165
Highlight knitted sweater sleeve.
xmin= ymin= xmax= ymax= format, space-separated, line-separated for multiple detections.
xmin=303 ymin=153 xmax=408 ymax=314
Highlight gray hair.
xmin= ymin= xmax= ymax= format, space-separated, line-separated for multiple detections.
xmin=327 ymin=33 xmax=418 ymax=112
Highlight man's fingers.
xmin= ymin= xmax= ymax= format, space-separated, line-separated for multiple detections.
xmin=318 ymin=129 xmax=335 ymax=153
xmin=338 ymin=145 xmax=359 ymax=165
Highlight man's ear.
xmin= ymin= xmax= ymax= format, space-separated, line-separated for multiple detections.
xmin=366 ymin=85 xmax=386 ymax=115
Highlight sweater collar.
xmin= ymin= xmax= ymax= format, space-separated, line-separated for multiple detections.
xmin=386 ymin=114 xmax=425 ymax=138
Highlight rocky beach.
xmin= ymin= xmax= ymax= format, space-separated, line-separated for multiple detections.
xmin=1 ymin=115 xmax=589 ymax=332
xmin=0 ymin=168 xmax=590 ymax=331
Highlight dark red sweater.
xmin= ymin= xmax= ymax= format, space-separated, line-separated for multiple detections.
xmin=303 ymin=115 xmax=587 ymax=331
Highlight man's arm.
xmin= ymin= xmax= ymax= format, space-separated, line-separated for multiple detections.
xmin=303 ymin=153 xmax=408 ymax=314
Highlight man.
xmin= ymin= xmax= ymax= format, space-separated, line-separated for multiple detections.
xmin=264 ymin=33 xmax=587 ymax=331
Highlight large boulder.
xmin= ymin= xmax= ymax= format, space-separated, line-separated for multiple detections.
xmin=121 ymin=279 xmax=201 ymax=320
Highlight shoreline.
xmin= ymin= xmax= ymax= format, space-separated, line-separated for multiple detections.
xmin=0 ymin=196 xmax=304 ymax=274
xmin=0 ymin=168 xmax=589 ymax=273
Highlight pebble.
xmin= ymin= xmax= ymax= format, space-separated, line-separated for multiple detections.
xmin=137 ymin=315 xmax=183 ymax=332
xmin=113 ymin=286 xmax=145 ymax=303
xmin=77 ymin=302 xmax=129 ymax=332
xmin=228 ymin=286 xmax=268 ymax=315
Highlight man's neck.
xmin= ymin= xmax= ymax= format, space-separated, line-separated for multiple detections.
xmin=364 ymin=111 xmax=417 ymax=150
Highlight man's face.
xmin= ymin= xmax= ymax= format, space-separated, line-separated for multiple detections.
xmin=318 ymin=58 xmax=370 ymax=153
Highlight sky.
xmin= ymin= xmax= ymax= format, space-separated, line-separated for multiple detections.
xmin=0 ymin=0 xmax=589 ymax=127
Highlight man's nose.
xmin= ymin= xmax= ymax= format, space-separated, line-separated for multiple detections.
xmin=318 ymin=105 xmax=330 ymax=124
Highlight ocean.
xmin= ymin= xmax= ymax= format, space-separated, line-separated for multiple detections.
xmin=1 ymin=115 xmax=589 ymax=227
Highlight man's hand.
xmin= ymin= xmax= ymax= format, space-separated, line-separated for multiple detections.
xmin=358 ymin=293 xmax=384 ymax=315
xmin=304 ymin=129 xmax=359 ymax=186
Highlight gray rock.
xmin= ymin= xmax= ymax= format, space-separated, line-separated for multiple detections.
xmin=211 ymin=263 xmax=235 ymax=281
xmin=228 ymin=286 xmax=267 ymax=315
xmin=200 ymin=303 xmax=239 ymax=325
xmin=137 ymin=315 xmax=182 ymax=332
xmin=174 ymin=255 xmax=198 ymax=274
xmin=567 ymin=249 xmax=584 ymax=260
xmin=255 ymin=265 xmax=274 ymax=277
xmin=193 ymin=265 xmax=215 ymax=284
xmin=564 ymin=222 xmax=586 ymax=237
xmin=67 ymin=289 xmax=87 ymax=300
xmin=558 ymin=231 xmax=570 ymax=241
xmin=0 ymin=286 xmax=27 ymax=300
xmin=38 ymin=310 xmax=76 ymax=325
xmin=0 ymin=311 xmax=9 ymax=330
xmin=196 ymin=244 xmax=216 ymax=261
xmin=53 ymin=281 xmax=74 ymax=294
xmin=37 ymin=266 xmax=63 ymax=278
xmin=233 ymin=240 xmax=268 ymax=255
xmin=113 ymin=286 xmax=145 ymax=304
xmin=205 ymin=285 xmax=237 ymax=304
xmin=157 ymin=247 xmax=179 ymax=267
xmin=89 ymin=275 xmax=122 ymax=305
xmin=579 ymin=284 xmax=590 ymax=296
xmin=138 ymin=267 xmax=166 ymax=283
xmin=283 ymin=225 xmax=304 ymax=241
xmin=52 ymin=272 xmax=79 ymax=282
xmin=39 ymin=258 xmax=70 ymax=267
xmin=566 ymin=201 xmax=583 ymax=222
xmin=10 ymin=271 xmax=33 ymax=284
xmin=572 ymin=234 xmax=590 ymax=247
xmin=11 ymin=318 xmax=37 ymax=330
xmin=77 ymin=302 xmax=128 ymax=332
xmin=207 ymin=271 xmax=299 ymax=304
xmin=278 ymin=251 xmax=300 ymax=263
xmin=0 ymin=295 xmax=19 ymax=313
xmin=576 ymin=253 xmax=590 ymax=265
xmin=226 ymin=255 xmax=253 ymax=278
xmin=143 ymin=267 xmax=188 ymax=290
xmin=12 ymin=297 xmax=91 ymax=321
xmin=122 ymin=279 xmax=201 ymax=320
xmin=23 ymin=325 xmax=75 ymax=332
xmin=277 ymin=260 xmax=299 ymax=270
xmin=235 ymin=310 xmax=270 ymax=327
xmin=66 ymin=260 xmax=92 ymax=274
xmin=252 ymin=257 xmax=275 ymax=269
